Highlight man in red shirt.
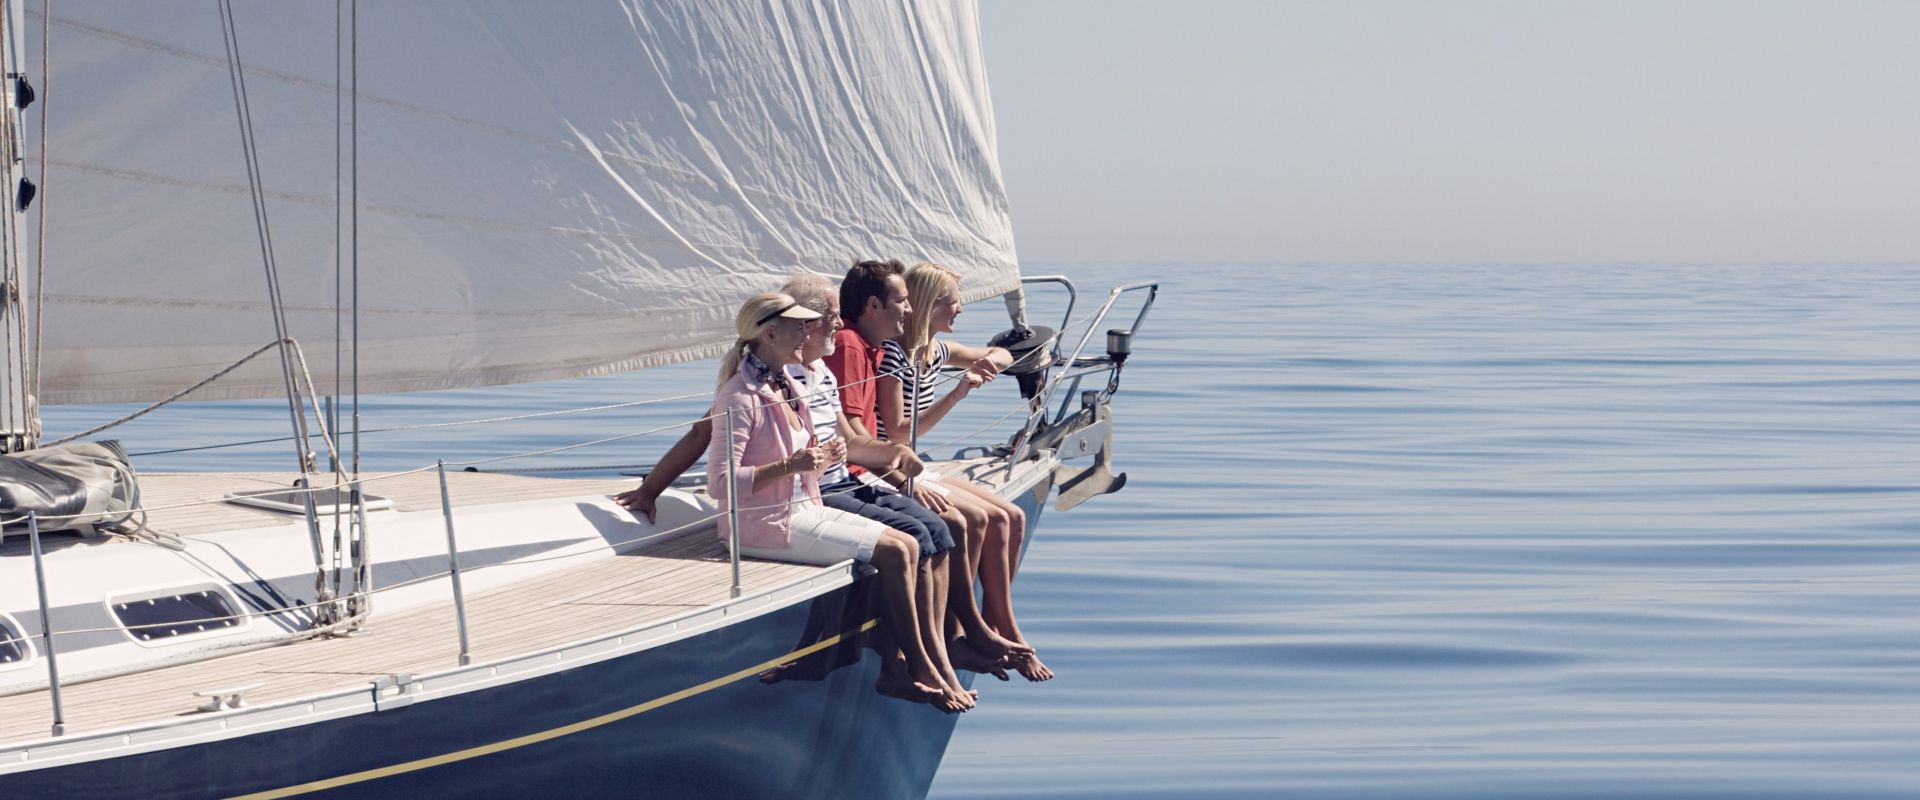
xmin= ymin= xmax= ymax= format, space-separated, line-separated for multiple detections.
xmin=823 ymin=260 xmax=911 ymax=443
xmin=825 ymin=260 xmax=1014 ymax=689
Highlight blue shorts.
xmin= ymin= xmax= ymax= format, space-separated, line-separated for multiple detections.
xmin=818 ymin=478 xmax=955 ymax=558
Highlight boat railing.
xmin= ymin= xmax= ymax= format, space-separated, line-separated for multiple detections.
xmin=6 ymin=278 xmax=1154 ymax=736
xmin=1007 ymin=279 xmax=1160 ymax=464
xmin=4 ymin=362 xmax=998 ymax=736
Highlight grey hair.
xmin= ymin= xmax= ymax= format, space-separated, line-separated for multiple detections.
xmin=780 ymin=273 xmax=836 ymax=314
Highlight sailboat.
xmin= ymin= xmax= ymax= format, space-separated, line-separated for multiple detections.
xmin=0 ymin=2 xmax=1152 ymax=797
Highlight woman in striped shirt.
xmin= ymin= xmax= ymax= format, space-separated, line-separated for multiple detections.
xmin=878 ymin=262 xmax=1054 ymax=682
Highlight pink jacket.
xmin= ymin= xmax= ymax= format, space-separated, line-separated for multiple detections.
xmin=706 ymin=365 xmax=821 ymax=550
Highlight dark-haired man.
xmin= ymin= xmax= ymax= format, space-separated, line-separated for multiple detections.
xmin=824 ymin=260 xmax=1025 ymax=685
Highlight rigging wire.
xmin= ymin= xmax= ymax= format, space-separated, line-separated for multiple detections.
xmin=216 ymin=0 xmax=339 ymax=621
xmin=349 ymin=0 xmax=359 ymax=483
xmin=72 ymin=303 xmax=1092 ymax=465
xmin=120 ymin=387 xmax=717 ymax=458
xmin=327 ymin=0 xmax=344 ymax=616
xmin=215 ymin=0 xmax=316 ymax=474
xmin=348 ymin=0 xmax=365 ymax=620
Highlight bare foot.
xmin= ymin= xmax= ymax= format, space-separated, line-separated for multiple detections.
xmin=874 ymin=674 xmax=947 ymax=706
xmin=966 ymin=629 xmax=1034 ymax=662
xmin=914 ymin=658 xmax=975 ymax=711
xmin=883 ymin=674 xmax=968 ymax=713
xmin=948 ymin=637 xmax=1011 ymax=681
xmin=758 ymin=661 xmax=796 ymax=684
xmin=937 ymin=666 xmax=977 ymax=710
xmin=1011 ymin=651 xmax=1054 ymax=682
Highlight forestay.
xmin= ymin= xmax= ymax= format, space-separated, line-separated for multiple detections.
xmin=21 ymin=0 xmax=1017 ymax=404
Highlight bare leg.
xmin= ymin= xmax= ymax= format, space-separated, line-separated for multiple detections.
xmin=945 ymin=478 xmax=1052 ymax=682
xmin=938 ymin=506 xmax=966 ymax=652
xmin=869 ymin=531 xmax=966 ymax=711
xmin=931 ymin=506 xmax=989 ymax=683
xmin=941 ymin=490 xmax=1031 ymax=662
xmin=918 ymin=550 xmax=973 ymax=708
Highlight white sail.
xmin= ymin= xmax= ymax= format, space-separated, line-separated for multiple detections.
xmin=20 ymin=0 xmax=1017 ymax=405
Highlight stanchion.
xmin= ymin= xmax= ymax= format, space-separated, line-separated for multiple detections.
xmin=436 ymin=461 xmax=473 ymax=666
xmin=725 ymin=407 xmax=742 ymax=599
xmin=27 ymin=512 xmax=67 ymax=736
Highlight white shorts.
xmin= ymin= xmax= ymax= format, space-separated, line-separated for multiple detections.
xmin=736 ymin=502 xmax=885 ymax=566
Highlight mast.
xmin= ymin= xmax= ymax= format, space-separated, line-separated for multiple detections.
xmin=0 ymin=0 xmax=35 ymax=453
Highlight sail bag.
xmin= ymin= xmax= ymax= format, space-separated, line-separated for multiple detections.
xmin=0 ymin=440 xmax=140 ymax=534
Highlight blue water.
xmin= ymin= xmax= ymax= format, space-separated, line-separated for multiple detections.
xmin=43 ymin=263 xmax=1920 ymax=798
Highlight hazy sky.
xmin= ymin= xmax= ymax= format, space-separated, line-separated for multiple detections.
xmin=980 ymin=1 xmax=1920 ymax=263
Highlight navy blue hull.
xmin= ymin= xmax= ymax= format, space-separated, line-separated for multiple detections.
xmin=4 ymin=490 xmax=1045 ymax=799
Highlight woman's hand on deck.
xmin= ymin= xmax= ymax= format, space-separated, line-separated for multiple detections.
xmin=614 ymin=486 xmax=659 ymax=523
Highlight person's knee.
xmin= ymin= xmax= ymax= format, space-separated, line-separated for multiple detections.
xmin=961 ymin=507 xmax=988 ymax=535
xmin=873 ymin=533 xmax=914 ymax=569
xmin=889 ymin=529 xmax=920 ymax=562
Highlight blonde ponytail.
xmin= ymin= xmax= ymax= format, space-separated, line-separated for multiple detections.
xmin=714 ymin=339 xmax=751 ymax=394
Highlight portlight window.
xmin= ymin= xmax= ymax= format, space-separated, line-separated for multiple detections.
xmin=112 ymin=589 xmax=243 ymax=642
xmin=0 ymin=616 xmax=27 ymax=665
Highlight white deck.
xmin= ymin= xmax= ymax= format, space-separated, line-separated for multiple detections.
xmin=0 ymin=470 xmax=819 ymax=744
xmin=0 ymin=458 xmax=1037 ymax=747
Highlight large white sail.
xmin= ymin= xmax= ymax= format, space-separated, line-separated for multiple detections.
xmin=19 ymin=0 xmax=1016 ymax=405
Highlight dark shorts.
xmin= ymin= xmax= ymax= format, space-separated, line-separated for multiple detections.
xmin=819 ymin=478 xmax=955 ymax=558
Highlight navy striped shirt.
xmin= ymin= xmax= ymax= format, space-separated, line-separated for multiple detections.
xmin=786 ymin=360 xmax=850 ymax=485
xmin=876 ymin=339 xmax=949 ymax=441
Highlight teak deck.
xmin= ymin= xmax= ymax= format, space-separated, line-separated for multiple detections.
xmin=0 ymin=471 xmax=819 ymax=744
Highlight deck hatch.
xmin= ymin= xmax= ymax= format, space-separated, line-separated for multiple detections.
xmin=224 ymin=486 xmax=393 ymax=515
xmin=110 ymin=587 xmax=245 ymax=642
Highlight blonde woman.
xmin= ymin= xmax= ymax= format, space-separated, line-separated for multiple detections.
xmin=877 ymin=263 xmax=1054 ymax=682
xmin=709 ymin=292 xmax=967 ymax=710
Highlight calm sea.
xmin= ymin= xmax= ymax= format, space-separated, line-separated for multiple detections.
xmin=43 ymin=262 xmax=1920 ymax=798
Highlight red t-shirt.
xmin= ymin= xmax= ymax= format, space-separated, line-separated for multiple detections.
xmin=822 ymin=329 xmax=887 ymax=470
